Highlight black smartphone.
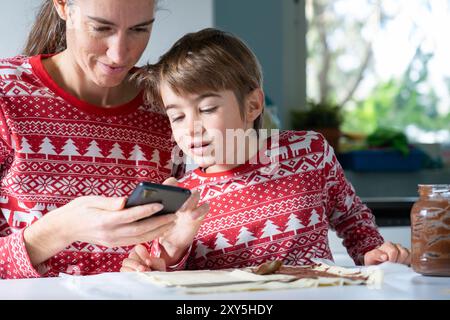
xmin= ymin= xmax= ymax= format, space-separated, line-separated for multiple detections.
xmin=125 ymin=182 xmax=192 ymax=216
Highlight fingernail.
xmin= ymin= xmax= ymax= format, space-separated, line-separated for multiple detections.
xmin=118 ymin=197 xmax=126 ymax=207
xmin=380 ymin=254 xmax=387 ymax=261
xmin=153 ymin=203 xmax=164 ymax=211
xmin=192 ymin=190 xmax=200 ymax=198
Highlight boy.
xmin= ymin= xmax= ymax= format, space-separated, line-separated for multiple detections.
xmin=120 ymin=28 xmax=410 ymax=272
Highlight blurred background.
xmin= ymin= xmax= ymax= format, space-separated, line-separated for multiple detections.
xmin=1 ymin=0 xmax=449 ymax=265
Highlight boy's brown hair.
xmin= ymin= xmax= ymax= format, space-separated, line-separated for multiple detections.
xmin=136 ymin=28 xmax=265 ymax=130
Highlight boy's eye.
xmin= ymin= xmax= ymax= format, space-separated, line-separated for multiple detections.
xmin=171 ymin=115 xmax=185 ymax=123
xmin=200 ymin=106 xmax=218 ymax=113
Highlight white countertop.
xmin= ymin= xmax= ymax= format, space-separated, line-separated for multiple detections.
xmin=1 ymin=226 xmax=448 ymax=300
xmin=328 ymin=226 xmax=412 ymax=266
xmin=1 ymin=263 xmax=449 ymax=300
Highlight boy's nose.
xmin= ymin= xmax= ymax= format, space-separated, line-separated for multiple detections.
xmin=187 ymin=119 xmax=205 ymax=136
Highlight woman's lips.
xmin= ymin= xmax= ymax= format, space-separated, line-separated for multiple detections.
xmin=98 ymin=62 xmax=127 ymax=75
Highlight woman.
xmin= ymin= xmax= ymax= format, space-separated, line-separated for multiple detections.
xmin=0 ymin=0 xmax=207 ymax=279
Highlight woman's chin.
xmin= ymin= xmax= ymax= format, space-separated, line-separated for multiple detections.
xmin=94 ymin=78 xmax=123 ymax=88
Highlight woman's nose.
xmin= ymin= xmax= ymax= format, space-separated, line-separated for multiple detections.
xmin=106 ymin=33 xmax=129 ymax=65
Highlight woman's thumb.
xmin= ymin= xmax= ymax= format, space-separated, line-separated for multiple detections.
xmin=83 ymin=196 xmax=126 ymax=211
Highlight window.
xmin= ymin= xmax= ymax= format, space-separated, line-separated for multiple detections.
xmin=306 ymin=0 xmax=450 ymax=143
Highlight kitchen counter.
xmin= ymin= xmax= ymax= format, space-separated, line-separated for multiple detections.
xmin=0 ymin=228 xmax=423 ymax=300
xmin=1 ymin=254 xmax=448 ymax=300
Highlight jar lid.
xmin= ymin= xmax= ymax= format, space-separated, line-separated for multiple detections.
xmin=418 ymin=184 xmax=450 ymax=198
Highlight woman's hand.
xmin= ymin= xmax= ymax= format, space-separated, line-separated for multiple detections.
xmin=24 ymin=195 xmax=176 ymax=266
xmin=64 ymin=196 xmax=176 ymax=247
xmin=120 ymin=244 xmax=166 ymax=272
xmin=364 ymin=241 xmax=411 ymax=265
xmin=158 ymin=178 xmax=209 ymax=265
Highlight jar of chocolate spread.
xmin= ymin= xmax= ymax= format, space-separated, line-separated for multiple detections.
xmin=410 ymin=184 xmax=450 ymax=276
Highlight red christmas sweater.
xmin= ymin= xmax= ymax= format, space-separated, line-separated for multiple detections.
xmin=0 ymin=55 xmax=177 ymax=279
xmin=173 ymin=131 xmax=384 ymax=269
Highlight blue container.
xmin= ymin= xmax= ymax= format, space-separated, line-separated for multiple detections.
xmin=338 ymin=148 xmax=423 ymax=172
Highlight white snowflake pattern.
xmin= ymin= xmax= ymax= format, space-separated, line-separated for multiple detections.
xmin=81 ymin=178 xmax=102 ymax=195
xmin=104 ymin=180 xmax=125 ymax=197
xmin=35 ymin=176 xmax=56 ymax=194
xmin=55 ymin=177 xmax=79 ymax=195
xmin=10 ymin=175 xmax=32 ymax=193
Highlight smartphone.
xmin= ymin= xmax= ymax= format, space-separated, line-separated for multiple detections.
xmin=125 ymin=182 xmax=191 ymax=216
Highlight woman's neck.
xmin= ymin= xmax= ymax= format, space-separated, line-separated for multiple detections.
xmin=42 ymin=51 xmax=138 ymax=107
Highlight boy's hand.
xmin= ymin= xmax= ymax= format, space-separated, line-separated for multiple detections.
xmin=159 ymin=178 xmax=209 ymax=265
xmin=364 ymin=241 xmax=411 ymax=266
xmin=120 ymin=244 xmax=166 ymax=272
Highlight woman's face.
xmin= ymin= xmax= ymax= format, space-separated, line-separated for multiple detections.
xmin=64 ymin=0 xmax=155 ymax=87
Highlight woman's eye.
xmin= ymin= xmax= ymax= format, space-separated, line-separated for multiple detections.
xmin=92 ymin=26 xmax=111 ymax=32
xmin=200 ymin=106 xmax=218 ymax=113
xmin=132 ymin=28 xmax=150 ymax=33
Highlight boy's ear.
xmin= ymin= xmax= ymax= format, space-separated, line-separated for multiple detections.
xmin=245 ymin=88 xmax=264 ymax=123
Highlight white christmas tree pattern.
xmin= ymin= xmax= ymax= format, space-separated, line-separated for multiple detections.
xmin=285 ymin=213 xmax=306 ymax=235
xmin=85 ymin=140 xmax=103 ymax=160
xmin=60 ymin=138 xmax=80 ymax=160
xmin=128 ymin=144 xmax=147 ymax=163
xmin=108 ymin=143 xmax=125 ymax=163
xmin=260 ymin=219 xmax=280 ymax=241
xmin=309 ymin=209 xmax=321 ymax=227
xmin=195 ymin=239 xmax=213 ymax=258
xmin=214 ymin=232 xmax=231 ymax=253
xmin=38 ymin=137 xmax=57 ymax=159
xmin=150 ymin=149 xmax=161 ymax=166
xmin=235 ymin=226 xmax=257 ymax=247
xmin=19 ymin=137 xmax=33 ymax=158
xmin=164 ymin=158 xmax=172 ymax=171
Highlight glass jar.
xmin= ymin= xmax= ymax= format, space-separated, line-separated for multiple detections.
xmin=410 ymin=184 xmax=450 ymax=276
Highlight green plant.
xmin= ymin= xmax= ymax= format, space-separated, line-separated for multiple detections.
xmin=291 ymin=100 xmax=343 ymax=129
xmin=366 ymin=127 xmax=410 ymax=156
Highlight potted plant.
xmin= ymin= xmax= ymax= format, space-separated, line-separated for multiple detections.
xmin=291 ymin=100 xmax=343 ymax=151
xmin=338 ymin=127 xmax=424 ymax=172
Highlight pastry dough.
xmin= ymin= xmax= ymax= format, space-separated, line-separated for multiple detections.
xmin=139 ymin=261 xmax=383 ymax=294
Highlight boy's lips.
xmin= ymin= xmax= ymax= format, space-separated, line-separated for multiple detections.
xmin=189 ymin=141 xmax=212 ymax=156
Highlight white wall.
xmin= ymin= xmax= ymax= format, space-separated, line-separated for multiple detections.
xmin=0 ymin=0 xmax=39 ymax=58
xmin=214 ymin=0 xmax=306 ymax=128
xmin=0 ymin=0 xmax=213 ymax=64
xmin=141 ymin=0 xmax=213 ymax=64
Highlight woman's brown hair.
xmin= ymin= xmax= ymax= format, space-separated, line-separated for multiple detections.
xmin=23 ymin=0 xmax=72 ymax=56
xmin=136 ymin=28 xmax=265 ymax=130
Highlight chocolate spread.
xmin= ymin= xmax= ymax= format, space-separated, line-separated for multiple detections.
xmin=411 ymin=184 xmax=450 ymax=276
xmin=275 ymin=265 xmax=368 ymax=281
xmin=252 ymin=261 xmax=368 ymax=281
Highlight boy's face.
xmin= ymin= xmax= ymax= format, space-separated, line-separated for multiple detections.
xmin=160 ymin=82 xmax=260 ymax=172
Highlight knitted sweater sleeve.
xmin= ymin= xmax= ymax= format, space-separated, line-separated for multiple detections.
xmin=322 ymin=137 xmax=384 ymax=265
